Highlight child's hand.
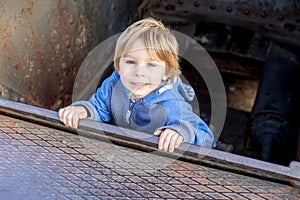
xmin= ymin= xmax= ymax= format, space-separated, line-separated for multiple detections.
xmin=58 ymin=106 xmax=88 ymax=128
xmin=154 ymin=128 xmax=183 ymax=153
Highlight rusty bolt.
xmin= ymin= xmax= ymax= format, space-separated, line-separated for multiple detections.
xmin=69 ymin=15 xmax=74 ymax=25
xmin=14 ymin=96 xmax=20 ymax=102
xmin=178 ymin=0 xmax=184 ymax=4
xmin=278 ymin=15 xmax=284 ymax=21
xmin=210 ymin=4 xmax=216 ymax=10
xmin=244 ymin=9 xmax=249 ymax=15
xmin=111 ymin=4 xmax=116 ymax=11
xmin=61 ymin=63 xmax=67 ymax=71
xmin=65 ymin=38 xmax=71 ymax=48
xmin=20 ymin=97 xmax=26 ymax=103
xmin=165 ymin=5 xmax=175 ymax=11
xmin=59 ymin=85 xmax=64 ymax=93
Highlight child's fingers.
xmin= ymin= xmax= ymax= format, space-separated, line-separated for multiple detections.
xmin=154 ymin=129 xmax=164 ymax=150
xmin=162 ymin=131 xmax=172 ymax=152
xmin=58 ymin=106 xmax=86 ymax=128
xmin=78 ymin=110 xmax=87 ymax=120
xmin=157 ymin=130 xmax=168 ymax=150
xmin=62 ymin=107 xmax=75 ymax=128
xmin=66 ymin=112 xmax=74 ymax=128
xmin=59 ymin=108 xmax=68 ymax=125
xmin=154 ymin=129 xmax=183 ymax=152
xmin=161 ymin=130 xmax=177 ymax=152
xmin=72 ymin=114 xmax=79 ymax=128
xmin=167 ymin=132 xmax=183 ymax=153
xmin=175 ymin=135 xmax=183 ymax=149
xmin=58 ymin=107 xmax=67 ymax=121
xmin=58 ymin=108 xmax=63 ymax=120
xmin=168 ymin=133 xmax=179 ymax=153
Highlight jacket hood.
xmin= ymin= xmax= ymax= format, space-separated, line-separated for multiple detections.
xmin=143 ymin=75 xmax=195 ymax=105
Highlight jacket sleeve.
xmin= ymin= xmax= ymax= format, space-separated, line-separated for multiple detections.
xmin=71 ymin=73 xmax=114 ymax=122
xmin=158 ymin=99 xmax=214 ymax=148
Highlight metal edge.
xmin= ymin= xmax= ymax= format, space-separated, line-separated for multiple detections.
xmin=0 ymin=98 xmax=299 ymax=187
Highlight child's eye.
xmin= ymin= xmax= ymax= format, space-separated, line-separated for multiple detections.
xmin=147 ymin=63 xmax=157 ymax=67
xmin=126 ymin=60 xmax=136 ymax=65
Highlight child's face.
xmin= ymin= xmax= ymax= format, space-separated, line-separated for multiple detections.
xmin=118 ymin=39 xmax=168 ymax=99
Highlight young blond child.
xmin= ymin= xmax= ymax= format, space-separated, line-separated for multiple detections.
xmin=58 ymin=17 xmax=214 ymax=152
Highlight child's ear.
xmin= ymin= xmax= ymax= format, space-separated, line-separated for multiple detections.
xmin=115 ymin=66 xmax=120 ymax=74
xmin=162 ymin=75 xmax=168 ymax=81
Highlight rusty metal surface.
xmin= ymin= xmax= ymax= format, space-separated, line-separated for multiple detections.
xmin=140 ymin=0 xmax=300 ymax=80
xmin=0 ymin=0 xmax=140 ymax=110
xmin=143 ymin=0 xmax=300 ymax=47
xmin=0 ymin=114 xmax=299 ymax=199
xmin=0 ymin=98 xmax=300 ymax=188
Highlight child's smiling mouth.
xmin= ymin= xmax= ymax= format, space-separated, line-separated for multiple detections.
xmin=131 ymin=82 xmax=148 ymax=87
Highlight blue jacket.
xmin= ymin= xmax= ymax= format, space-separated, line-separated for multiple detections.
xmin=73 ymin=71 xmax=214 ymax=147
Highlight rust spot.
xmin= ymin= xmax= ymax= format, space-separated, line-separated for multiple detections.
xmin=24 ymin=75 xmax=30 ymax=84
xmin=28 ymin=85 xmax=33 ymax=93
xmin=68 ymin=14 xmax=74 ymax=25
xmin=29 ymin=61 xmax=34 ymax=72
xmin=64 ymin=35 xmax=71 ymax=48
xmin=283 ymin=186 xmax=292 ymax=192
xmin=61 ymin=63 xmax=67 ymax=71
xmin=59 ymin=85 xmax=64 ymax=93
xmin=21 ymin=5 xmax=33 ymax=15
xmin=63 ymin=69 xmax=69 ymax=77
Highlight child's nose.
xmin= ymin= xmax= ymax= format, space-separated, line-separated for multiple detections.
xmin=134 ymin=65 xmax=147 ymax=77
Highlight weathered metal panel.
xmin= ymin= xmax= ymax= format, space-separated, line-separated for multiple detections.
xmin=0 ymin=0 xmax=139 ymax=109
xmin=0 ymin=98 xmax=299 ymax=187
xmin=145 ymin=0 xmax=300 ymax=47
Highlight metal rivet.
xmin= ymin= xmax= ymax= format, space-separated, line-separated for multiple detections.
xmin=165 ymin=5 xmax=175 ymax=11
xmin=68 ymin=15 xmax=74 ymax=25
xmin=278 ymin=15 xmax=284 ymax=21
xmin=178 ymin=0 xmax=184 ymax=4
xmin=20 ymin=97 xmax=26 ymax=103
xmin=61 ymin=62 xmax=67 ymax=70
xmin=111 ymin=4 xmax=116 ymax=11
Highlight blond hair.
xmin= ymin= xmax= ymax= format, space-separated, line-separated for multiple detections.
xmin=114 ymin=17 xmax=181 ymax=77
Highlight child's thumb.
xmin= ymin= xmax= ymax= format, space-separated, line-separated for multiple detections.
xmin=78 ymin=110 xmax=88 ymax=119
xmin=153 ymin=129 xmax=163 ymax=136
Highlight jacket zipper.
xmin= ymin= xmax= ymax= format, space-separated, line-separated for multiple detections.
xmin=125 ymin=98 xmax=135 ymax=124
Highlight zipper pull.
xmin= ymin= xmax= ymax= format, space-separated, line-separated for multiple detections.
xmin=125 ymin=109 xmax=131 ymax=124
xmin=125 ymin=97 xmax=135 ymax=124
